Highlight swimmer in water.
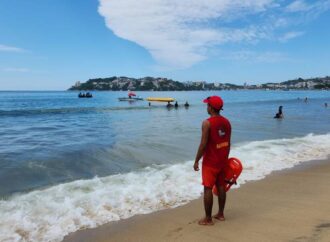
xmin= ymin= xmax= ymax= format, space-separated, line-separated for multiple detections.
xmin=274 ymin=106 xmax=284 ymax=119
xmin=166 ymin=101 xmax=173 ymax=108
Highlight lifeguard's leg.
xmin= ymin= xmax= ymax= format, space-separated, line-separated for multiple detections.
xmin=198 ymin=186 xmax=214 ymax=225
xmin=214 ymin=183 xmax=226 ymax=221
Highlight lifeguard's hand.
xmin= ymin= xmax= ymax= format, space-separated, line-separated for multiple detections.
xmin=194 ymin=162 xmax=199 ymax=171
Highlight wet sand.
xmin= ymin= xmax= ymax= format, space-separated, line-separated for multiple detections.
xmin=63 ymin=157 xmax=330 ymax=242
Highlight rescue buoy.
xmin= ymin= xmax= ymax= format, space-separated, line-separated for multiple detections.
xmin=213 ymin=157 xmax=243 ymax=195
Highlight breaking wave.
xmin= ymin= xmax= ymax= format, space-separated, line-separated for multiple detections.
xmin=0 ymin=133 xmax=329 ymax=242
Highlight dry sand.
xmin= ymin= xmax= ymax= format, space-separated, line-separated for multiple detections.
xmin=63 ymin=158 xmax=330 ymax=242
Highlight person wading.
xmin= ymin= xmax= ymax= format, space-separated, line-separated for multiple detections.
xmin=194 ymin=96 xmax=232 ymax=225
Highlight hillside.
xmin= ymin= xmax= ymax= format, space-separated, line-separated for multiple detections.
xmin=69 ymin=76 xmax=330 ymax=91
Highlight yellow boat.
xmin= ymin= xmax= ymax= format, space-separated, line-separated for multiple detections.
xmin=146 ymin=97 xmax=175 ymax=102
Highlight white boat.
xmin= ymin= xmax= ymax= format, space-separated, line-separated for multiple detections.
xmin=118 ymin=97 xmax=143 ymax=101
xmin=118 ymin=91 xmax=143 ymax=101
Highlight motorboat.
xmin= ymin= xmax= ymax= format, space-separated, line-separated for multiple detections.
xmin=118 ymin=91 xmax=143 ymax=101
xmin=78 ymin=92 xmax=93 ymax=98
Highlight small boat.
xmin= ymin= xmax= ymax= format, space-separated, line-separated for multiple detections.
xmin=118 ymin=91 xmax=143 ymax=101
xmin=78 ymin=92 xmax=93 ymax=98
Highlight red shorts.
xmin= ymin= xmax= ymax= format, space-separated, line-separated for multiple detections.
xmin=202 ymin=164 xmax=226 ymax=189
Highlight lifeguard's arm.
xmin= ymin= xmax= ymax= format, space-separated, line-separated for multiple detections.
xmin=194 ymin=120 xmax=210 ymax=171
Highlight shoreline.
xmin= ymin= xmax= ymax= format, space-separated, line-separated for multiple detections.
xmin=63 ymin=157 xmax=330 ymax=242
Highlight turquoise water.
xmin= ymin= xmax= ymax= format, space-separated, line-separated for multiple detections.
xmin=0 ymin=90 xmax=329 ymax=196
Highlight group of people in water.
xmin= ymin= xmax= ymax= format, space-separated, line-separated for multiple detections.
xmin=78 ymin=92 xmax=93 ymax=98
xmin=166 ymin=101 xmax=190 ymax=109
xmin=148 ymin=101 xmax=190 ymax=108
xmin=274 ymin=97 xmax=328 ymax=119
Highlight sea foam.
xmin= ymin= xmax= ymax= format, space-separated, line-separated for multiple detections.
xmin=0 ymin=133 xmax=329 ymax=242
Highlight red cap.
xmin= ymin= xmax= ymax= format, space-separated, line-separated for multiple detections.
xmin=203 ymin=96 xmax=224 ymax=110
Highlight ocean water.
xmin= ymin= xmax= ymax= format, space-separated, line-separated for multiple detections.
xmin=0 ymin=90 xmax=329 ymax=242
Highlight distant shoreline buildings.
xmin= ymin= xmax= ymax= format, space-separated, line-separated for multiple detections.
xmin=69 ymin=76 xmax=330 ymax=91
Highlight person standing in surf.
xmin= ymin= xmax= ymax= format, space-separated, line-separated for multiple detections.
xmin=194 ymin=96 xmax=232 ymax=225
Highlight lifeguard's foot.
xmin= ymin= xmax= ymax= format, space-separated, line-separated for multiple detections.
xmin=198 ymin=217 xmax=214 ymax=226
xmin=213 ymin=213 xmax=225 ymax=221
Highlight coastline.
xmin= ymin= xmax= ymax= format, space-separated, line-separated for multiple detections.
xmin=63 ymin=157 xmax=330 ymax=242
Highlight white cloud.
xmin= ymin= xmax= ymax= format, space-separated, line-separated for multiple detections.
xmin=286 ymin=0 xmax=330 ymax=13
xmin=98 ymin=0 xmax=329 ymax=68
xmin=279 ymin=31 xmax=304 ymax=42
xmin=219 ymin=50 xmax=289 ymax=63
xmin=98 ymin=0 xmax=276 ymax=68
xmin=286 ymin=0 xmax=311 ymax=12
xmin=0 ymin=44 xmax=25 ymax=53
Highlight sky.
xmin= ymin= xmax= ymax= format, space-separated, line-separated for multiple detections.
xmin=0 ymin=0 xmax=330 ymax=90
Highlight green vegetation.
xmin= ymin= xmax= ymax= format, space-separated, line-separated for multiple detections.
xmin=69 ymin=76 xmax=330 ymax=91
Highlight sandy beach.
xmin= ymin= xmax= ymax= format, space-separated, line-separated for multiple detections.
xmin=63 ymin=157 xmax=330 ymax=242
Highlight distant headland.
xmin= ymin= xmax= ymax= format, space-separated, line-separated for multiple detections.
xmin=68 ymin=76 xmax=330 ymax=91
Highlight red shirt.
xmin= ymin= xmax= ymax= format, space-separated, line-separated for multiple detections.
xmin=203 ymin=115 xmax=231 ymax=169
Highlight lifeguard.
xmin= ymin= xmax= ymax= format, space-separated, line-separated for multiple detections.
xmin=194 ymin=95 xmax=231 ymax=225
